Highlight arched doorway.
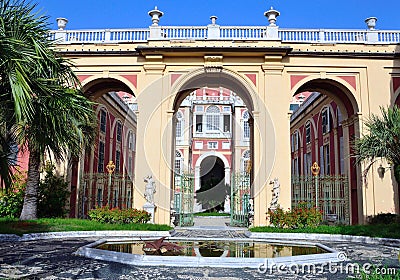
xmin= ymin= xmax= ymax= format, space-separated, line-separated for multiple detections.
xmin=290 ymin=78 xmax=361 ymax=224
xmin=196 ymin=156 xmax=227 ymax=212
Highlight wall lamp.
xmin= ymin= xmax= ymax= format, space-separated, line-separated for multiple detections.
xmin=377 ymin=164 xmax=391 ymax=179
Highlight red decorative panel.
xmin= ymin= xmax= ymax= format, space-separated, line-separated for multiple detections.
xmin=121 ymin=74 xmax=137 ymax=89
xmin=245 ymin=74 xmax=257 ymax=86
xmin=290 ymin=75 xmax=308 ymax=89
xmin=78 ymin=75 xmax=91 ymax=83
xmin=171 ymin=74 xmax=182 ymax=86
xmin=392 ymin=77 xmax=400 ymax=94
xmin=338 ymin=76 xmax=356 ymax=91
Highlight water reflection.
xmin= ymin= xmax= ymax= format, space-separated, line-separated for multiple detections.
xmin=97 ymin=240 xmax=327 ymax=258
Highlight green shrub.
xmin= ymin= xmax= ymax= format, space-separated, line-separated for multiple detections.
xmin=0 ymin=171 xmax=26 ymax=218
xmin=268 ymin=202 xmax=323 ymax=229
xmin=88 ymin=207 xmax=151 ymax=224
xmin=37 ymin=162 xmax=70 ymax=218
xmin=368 ymin=213 xmax=400 ymax=225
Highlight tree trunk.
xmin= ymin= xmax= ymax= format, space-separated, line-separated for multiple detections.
xmin=20 ymin=147 xmax=40 ymax=220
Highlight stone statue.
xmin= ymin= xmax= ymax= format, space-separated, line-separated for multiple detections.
xmin=223 ymin=195 xmax=230 ymax=213
xmin=269 ymin=178 xmax=280 ymax=211
xmin=144 ymin=175 xmax=156 ymax=204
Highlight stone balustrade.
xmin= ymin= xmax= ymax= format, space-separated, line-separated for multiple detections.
xmin=49 ymin=26 xmax=400 ymax=44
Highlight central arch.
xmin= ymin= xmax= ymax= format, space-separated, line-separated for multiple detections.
xmin=170 ymin=68 xmax=259 ymax=113
xmin=166 ymin=67 xmax=274 ymax=226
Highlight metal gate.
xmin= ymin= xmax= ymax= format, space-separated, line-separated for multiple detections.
xmin=230 ymin=172 xmax=251 ymax=227
xmin=173 ymin=173 xmax=194 ymax=226
xmin=291 ymin=175 xmax=350 ymax=224
xmin=78 ymin=173 xmax=134 ymax=218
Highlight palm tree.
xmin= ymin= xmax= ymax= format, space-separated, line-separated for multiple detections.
xmin=0 ymin=0 xmax=55 ymax=190
xmin=354 ymin=106 xmax=400 ymax=184
xmin=18 ymin=88 xmax=96 ymax=220
xmin=0 ymin=0 xmax=96 ymax=219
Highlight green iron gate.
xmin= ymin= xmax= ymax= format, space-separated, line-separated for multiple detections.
xmin=230 ymin=171 xmax=251 ymax=227
xmin=78 ymin=173 xmax=134 ymax=218
xmin=291 ymin=175 xmax=350 ymax=224
xmin=173 ymin=173 xmax=194 ymax=226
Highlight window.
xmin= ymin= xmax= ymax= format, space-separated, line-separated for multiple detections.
xmin=223 ymin=115 xmax=230 ymax=132
xmin=339 ymin=136 xmax=344 ymax=174
xmin=176 ymin=111 xmax=183 ymax=138
xmin=116 ymin=122 xmax=122 ymax=142
xmin=194 ymin=141 xmax=203 ymax=149
xmin=100 ymin=110 xmax=107 ymax=133
xmin=222 ymin=142 xmax=230 ymax=149
xmin=337 ymin=107 xmax=343 ymax=127
xmin=128 ymin=131 xmax=135 ymax=151
xmin=206 ymin=106 xmax=220 ymax=131
xmin=207 ymin=141 xmax=218 ymax=149
xmin=223 ymin=106 xmax=231 ymax=112
xmin=175 ymin=150 xmax=183 ymax=175
xmin=243 ymin=111 xmax=250 ymax=139
xmin=195 ymin=115 xmax=203 ymax=132
xmin=97 ymin=188 xmax=103 ymax=207
xmin=113 ymin=189 xmax=118 ymax=208
xmin=242 ymin=150 xmax=251 ymax=173
xmin=115 ymin=150 xmax=121 ymax=173
xmin=323 ymin=144 xmax=330 ymax=175
xmin=128 ymin=156 xmax=132 ymax=174
xmin=291 ymin=131 xmax=300 ymax=152
xmin=304 ymin=152 xmax=312 ymax=175
xmin=127 ymin=190 xmax=131 ymax=208
xmin=321 ymin=108 xmax=331 ymax=134
xmin=196 ymin=105 xmax=204 ymax=112
xmin=98 ymin=141 xmax=105 ymax=173
xmin=292 ymin=157 xmax=299 ymax=176
xmin=305 ymin=122 xmax=311 ymax=144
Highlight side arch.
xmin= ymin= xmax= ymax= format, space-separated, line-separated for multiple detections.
xmin=291 ymin=77 xmax=359 ymax=118
xmin=81 ymin=76 xmax=136 ymax=99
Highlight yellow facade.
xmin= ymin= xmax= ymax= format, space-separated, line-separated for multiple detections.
xmin=55 ymin=27 xmax=400 ymax=225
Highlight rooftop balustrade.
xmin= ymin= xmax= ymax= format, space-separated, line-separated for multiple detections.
xmin=50 ymin=7 xmax=400 ymax=45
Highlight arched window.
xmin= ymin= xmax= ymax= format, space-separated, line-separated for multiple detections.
xmin=176 ymin=111 xmax=183 ymax=138
xmin=305 ymin=121 xmax=312 ymax=144
xmin=128 ymin=131 xmax=135 ymax=151
xmin=241 ymin=150 xmax=251 ymax=173
xmin=243 ymin=111 xmax=250 ymax=139
xmin=206 ymin=105 xmax=220 ymax=131
xmin=175 ymin=150 xmax=183 ymax=175
xmin=116 ymin=121 xmax=122 ymax=142
xmin=321 ymin=107 xmax=331 ymax=134
xmin=99 ymin=109 xmax=107 ymax=133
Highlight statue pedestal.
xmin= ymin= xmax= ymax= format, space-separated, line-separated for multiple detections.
xmin=143 ymin=202 xmax=156 ymax=224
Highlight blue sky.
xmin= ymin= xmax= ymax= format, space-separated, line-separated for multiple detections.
xmin=36 ymin=0 xmax=400 ymax=30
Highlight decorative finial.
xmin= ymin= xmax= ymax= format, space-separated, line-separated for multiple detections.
xmin=210 ymin=15 xmax=218 ymax=25
xmin=264 ymin=7 xmax=280 ymax=27
xmin=56 ymin=17 xmax=68 ymax=30
xmin=148 ymin=7 xmax=164 ymax=26
xmin=365 ymin=17 xmax=378 ymax=30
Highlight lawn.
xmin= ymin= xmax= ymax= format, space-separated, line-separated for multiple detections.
xmin=250 ymin=223 xmax=400 ymax=239
xmin=0 ymin=218 xmax=172 ymax=236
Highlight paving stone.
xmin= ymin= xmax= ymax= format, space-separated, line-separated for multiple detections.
xmin=0 ymin=232 xmax=399 ymax=279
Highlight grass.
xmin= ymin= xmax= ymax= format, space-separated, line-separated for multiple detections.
xmin=250 ymin=223 xmax=400 ymax=239
xmin=0 ymin=218 xmax=172 ymax=236
xmin=194 ymin=212 xmax=230 ymax=216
